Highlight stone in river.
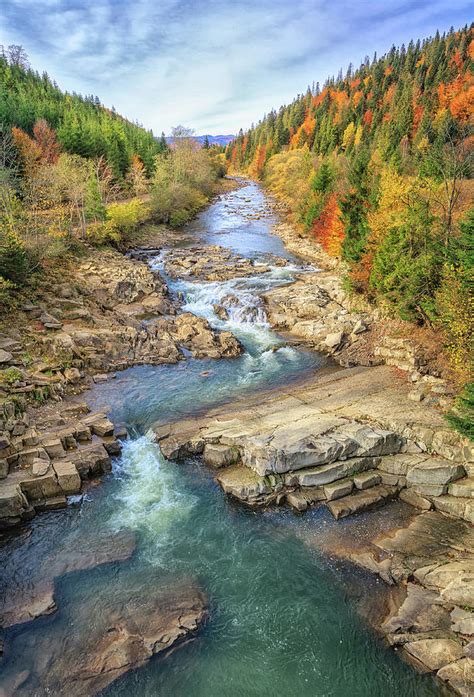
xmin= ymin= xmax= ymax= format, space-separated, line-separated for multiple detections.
xmin=0 ymin=575 xmax=207 ymax=697
xmin=0 ymin=530 xmax=137 ymax=629
xmin=403 ymin=638 xmax=464 ymax=672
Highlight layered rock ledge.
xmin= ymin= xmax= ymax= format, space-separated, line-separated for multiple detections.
xmin=0 ymin=575 xmax=207 ymax=697
xmin=155 ymin=364 xmax=472 ymax=514
xmin=155 ymin=363 xmax=473 ymax=691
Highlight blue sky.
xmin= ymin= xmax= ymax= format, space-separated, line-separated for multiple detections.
xmin=1 ymin=0 xmax=472 ymax=135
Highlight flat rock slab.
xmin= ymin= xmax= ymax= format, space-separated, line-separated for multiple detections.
xmin=327 ymin=485 xmax=397 ymax=520
xmin=215 ymin=464 xmax=273 ymax=504
xmin=0 ymin=575 xmax=207 ymax=697
xmin=382 ymin=583 xmax=451 ymax=636
xmin=0 ymin=530 xmax=136 ymax=629
xmin=374 ymin=511 xmax=474 ymax=581
xmin=437 ymin=658 xmax=474 ymax=696
xmin=403 ymin=638 xmax=464 ymax=672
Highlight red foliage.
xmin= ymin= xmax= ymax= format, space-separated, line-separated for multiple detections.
xmin=11 ymin=126 xmax=41 ymax=174
xmin=363 ymin=109 xmax=373 ymax=127
xmin=33 ymin=119 xmax=61 ymax=164
xmin=311 ymin=193 xmax=344 ymax=257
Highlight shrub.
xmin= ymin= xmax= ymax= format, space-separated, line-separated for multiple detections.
xmin=0 ymin=230 xmax=30 ymax=286
xmin=0 ymin=276 xmax=17 ymax=312
xmin=151 ymin=181 xmax=206 ymax=227
xmin=86 ymin=220 xmax=121 ymax=246
xmin=87 ymin=198 xmax=150 ymax=247
xmin=446 ymin=383 xmax=474 ymax=441
xmin=0 ymin=367 xmax=23 ymax=385
xmin=106 ymin=198 xmax=150 ymax=234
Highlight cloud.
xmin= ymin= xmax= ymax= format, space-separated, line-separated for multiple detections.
xmin=1 ymin=0 xmax=472 ymax=134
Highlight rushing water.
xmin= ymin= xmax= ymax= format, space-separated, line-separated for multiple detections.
xmin=0 ymin=180 xmax=441 ymax=696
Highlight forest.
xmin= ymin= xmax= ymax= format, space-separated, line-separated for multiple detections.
xmin=0 ymin=45 xmax=223 ymax=310
xmin=226 ymin=25 xmax=473 ymax=402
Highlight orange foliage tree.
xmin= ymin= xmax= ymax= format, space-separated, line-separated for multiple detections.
xmin=311 ymin=193 xmax=344 ymax=257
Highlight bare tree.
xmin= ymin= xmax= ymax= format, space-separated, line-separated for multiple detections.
xmin=6 ymin=45 xmax=29 ymax=69
xmin=423 ymin=128 xmax=473 ymax=247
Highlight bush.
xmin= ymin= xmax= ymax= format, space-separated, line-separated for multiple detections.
xmin=107 ymin=198 xmax=150 ymax=234
xmin=151 ymin=181 xmax=206 ymax=227
xmin=0 ymin=230 xmax=30 ymax=286
xmin=87 ymin=198 xmax=150 ymax=247
xmin=0 ymin=276 xmax=17 ymax=312
xmin=446 ymin=383 xmax=474 ymax=441
xmin=86 ymin=220 xmax=121 ymax=246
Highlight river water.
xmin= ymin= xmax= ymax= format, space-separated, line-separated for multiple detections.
xmin=0 ymin=181 xmax=441 ymax=696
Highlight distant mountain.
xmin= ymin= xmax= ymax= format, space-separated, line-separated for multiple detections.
xmin=195 ymin=134 xmax=235 ymax=146
xmin=165 ymin=134 xmax=235 ymax=147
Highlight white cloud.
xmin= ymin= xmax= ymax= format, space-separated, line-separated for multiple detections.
xmin=1 ymin=0 xmax=473 ymax=133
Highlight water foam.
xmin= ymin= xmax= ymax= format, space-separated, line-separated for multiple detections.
xmin=111 ymin=434 xmax=197 ymax=552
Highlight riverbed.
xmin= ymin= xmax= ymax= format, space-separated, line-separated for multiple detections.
xmin=0 ymin=181 xmax=442 ymax=695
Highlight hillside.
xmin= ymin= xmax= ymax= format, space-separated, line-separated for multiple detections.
xmin=0 ymin=48 xmax=225 ymax=317
xmin=226 ymin=25 xmax=473 ymax=394
xmin=0 ymin=47 xmax=165 ymax=176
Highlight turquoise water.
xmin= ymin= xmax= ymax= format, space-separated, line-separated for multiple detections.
xmin=0 ymin=181 xmax=441 ymax=696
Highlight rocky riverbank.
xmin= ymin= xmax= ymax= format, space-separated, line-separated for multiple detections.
xmin=0 ymin=178 xmax=472 ymax=694
xmin=0 ymin=242 xmax=268 ymax=528
xmin=155 ymin=364 xmax=473 ymax=693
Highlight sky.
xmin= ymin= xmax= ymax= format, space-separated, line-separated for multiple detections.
xmin=1 ymin=0 xmax=472 ymax=135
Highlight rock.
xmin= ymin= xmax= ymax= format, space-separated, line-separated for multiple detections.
xmin=0 ymin=576 xmax=207 ymax=697
xmin=412 ymin=483 xmax=448 ymax=497
xmin=102 ymin=437 xmax=122 ymax=456
xmin=31 ymin=459 xmax=50 ymax=477
xmin=0 ymin=483 xmax=31 ymax=528
xmin=63 ymin=367 xmax=81 ymax=384
xmin=406 ymin=460 xmax=465 ymax=487
xmin=437 ymin=658 xmax=474 ymax=697
xmin=353 ymin=471 xmax=381 ymax=490
xmin=35 ymin=495 xmax=67 ymax=511
xmin=327 ymin=485 xmax=397 ymax=519
xmin=41 ymin=437 xmax=66 ymax=459
xmin=0 ymin=349 xmax=13 ymax=363
xmin=403 ymin=638 xmax=464 ymax=672
xmin=52 ymin=460 xmax=81 ymax=495
xmin=18 ymin=466 xmax=63 ymax=500
xmin=432 ymin=496 xmax=474 ymax=524
xmin=414 ymin=561 xmax=474 ymax=608
xmin=39 ymin=311 xmax=62 ymax=330
xmin=92 ymin=373 xmax=111 ymax=383
xmin=213 ymin=304 xmax=228 ymax=320
xmin=0 ymin=531 xmax=137 ymax=629
xmin=352 ymin=320 xmax=367 ymax=335
xmin=216 ymin=464 xmax=272 ymax=504
xmin=399 ymin=488 xmax=432 ymax=510
xmin=0 ymin=459 xmax=9 ymax=479
xmin=451 ymin=607 xmax=474 ymax=636
xmin=18 ymin=447 xmax=49 ymax=467
xmin=286 ymin=491 xmax=309 ymax=511
xmin=67 ymin=443 xmax=111 ymax=479
xmin=203 ymin=443 xmax=239 ymax=468
xmin=441 ymin=571 xmax=474 ymax=608
xmin=323 ymin=478 xmax=353 ymax=501
xmin=82 ymin=414 xmax=114 ymax=437
xmin=382 ymin=583 xmax=451 ymax=635
xmin=325 ymin=331 xmax=344 ymax=349
xmin=449 ymin=478 xmax=474 ymax=498
xmin=465 ymin=643 xmax=474 ymax=659
xmin=286 ymin=456 xmax=376 ymax=488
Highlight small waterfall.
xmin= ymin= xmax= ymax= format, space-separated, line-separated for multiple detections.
xmin=110 ymin=434 xmax=197 ymax=555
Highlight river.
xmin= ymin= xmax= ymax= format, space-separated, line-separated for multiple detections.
xmin=0 ymin=181 xmax=441 ymax=696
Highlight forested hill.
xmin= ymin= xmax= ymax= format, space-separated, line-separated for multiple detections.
xmin=227 ymin=25 xmax=473 ymax=171
xmin=225 ymin=25 xmax=473 ymax=394
xmin=0 ymin=46 xmax=166 ymax=176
